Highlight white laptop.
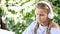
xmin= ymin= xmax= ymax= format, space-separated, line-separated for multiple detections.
xmin=0 ymin=29 xmax=15 ymax=34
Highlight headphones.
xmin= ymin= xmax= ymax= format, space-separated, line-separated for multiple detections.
xmin=35 ymin=1 xmax=54 ymax=19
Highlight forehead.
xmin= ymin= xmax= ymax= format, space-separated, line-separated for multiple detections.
xmin=36 ymin=8 xmax=48 ymax=14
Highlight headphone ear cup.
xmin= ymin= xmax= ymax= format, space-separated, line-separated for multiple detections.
xmin=48 ymin=12 xmax=54 ymax=19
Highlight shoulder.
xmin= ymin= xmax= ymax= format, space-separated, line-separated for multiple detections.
xmin=29 ymin=21 xmax=37 ymax=27
xmin=51 ymin=22 xmax=59 ymax=28
xmin=24 ymin=21 xmax=37 ymax=30
xmin=22 ymin=21 xmax=37 ymax=34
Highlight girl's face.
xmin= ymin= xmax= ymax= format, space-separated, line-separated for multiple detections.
xmin=36 ymin=8 xmax=48 ymax=23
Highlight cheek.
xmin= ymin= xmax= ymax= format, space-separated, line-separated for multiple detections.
xmin=41 ymin=15 xmax=48 ymax=20
xmin=43 ymin=15 xmax=48 ymax=20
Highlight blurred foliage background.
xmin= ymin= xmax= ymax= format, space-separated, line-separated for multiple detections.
xmin=0 ymin=0 xmax=60 ymax=34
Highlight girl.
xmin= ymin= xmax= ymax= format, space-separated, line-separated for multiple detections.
xmin=22 ymin=1 xmax=60 ymax=34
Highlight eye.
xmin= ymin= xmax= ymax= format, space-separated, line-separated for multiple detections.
xmin=39 ymin=14 xmax=44 ymax=16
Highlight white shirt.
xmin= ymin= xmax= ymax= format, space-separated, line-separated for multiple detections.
xmin=22 ymin=21 xmax=60 ymax=34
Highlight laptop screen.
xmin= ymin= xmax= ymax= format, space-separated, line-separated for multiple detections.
xmin=0 ymin=29 xmax=15 ymax=34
